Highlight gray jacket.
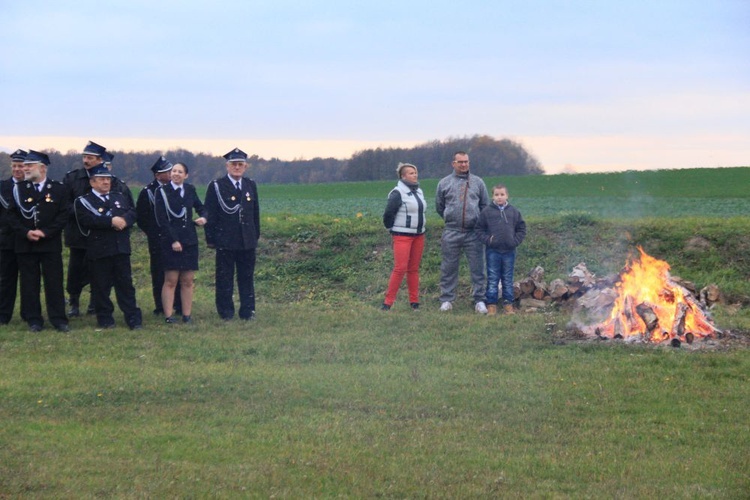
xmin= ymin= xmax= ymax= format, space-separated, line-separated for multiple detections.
xmin=435 ymin=172 xmax=489 ymax=232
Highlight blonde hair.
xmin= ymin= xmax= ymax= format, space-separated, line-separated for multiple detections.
xmin=396 ymin=162 xmax=417 ymax=179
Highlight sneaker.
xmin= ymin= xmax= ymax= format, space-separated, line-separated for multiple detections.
xmin=439 ymin=301 xmax=453 ymax=312
xmin=165 ymin=316 xmax=178 ymax=324
xmin=410 ymin=302 xmax=420 ymax=311
xmin=503 ymin=304 xmax=516 ymax=315
xmin=380 ymin=303 xmax=391 ymax=311
xmin=182 ymin=315 xmax=192 ymax=324
xmin=487 ymin=304 xmax=498 ymax=316
xmin=475 ymin=301 xmax=488 ymax=314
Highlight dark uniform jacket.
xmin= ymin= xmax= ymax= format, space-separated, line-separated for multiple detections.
xmin=7 ymin=179 xmax=70 ymax=253
xmin=204 ymin=176 xmax=260 ymax=250
xmin=154 ymin=183 xmax=205 ymax=247
xmin=64 ymin=168 xmax=133 ymax=248
xmin=0 ymin=178 xmax=17 ymax=251
xmin=74 ymin=191 xmax=136 ymax=260
xmin=135 ymin=179 xmax=162 ymax=241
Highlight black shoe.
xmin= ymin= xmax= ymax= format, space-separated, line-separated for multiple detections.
xmin=67 ymin=306 xmax=80 ymax=318
xmin=130 ymin=324 xmax=142 ymax=331
xmin=86 ymin=304 xmax=96 ymax=315
xmin=410 ymin=302 xmax=420 ymax=311
xmin=55 ymin=324 xmax=70 ymax=333
xmin=380 ymin=303 xmax=391 ymax=311
xmin=0 ymin=318 xmax=10 ymax=325
xmin=98 ymin=323 xmax=116 ymax=330
xmin=240 ymin=312 xmax=256 ymax=321
xmin=165 ymin=316 xmax=178 ymax=324
xmin=153 ymin=308 xmax=164 ymax=316
xmin=29 ymin=323 xmax=43 ymax=332
xmin=182 ymin=315 xmax=192 ymax=324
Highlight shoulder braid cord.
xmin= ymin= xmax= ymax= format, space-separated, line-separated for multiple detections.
xmin=155 ymin=187 xmax=186 ymax=227
xmin=0 ymin=190 xmax=9 ymax=210
xmin=73 ymin=195 xmax=110 ymax=237
xmin=212 ymin=181 xmax=241 ymax=215
xmin=12 ymin=184 xmax=37 ymax=221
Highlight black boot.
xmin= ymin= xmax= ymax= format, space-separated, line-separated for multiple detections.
xmin=67 ymin=295 xmax=80 ymax=317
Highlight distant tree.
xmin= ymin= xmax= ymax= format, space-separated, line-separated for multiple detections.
xmin=1 ymin=134 xmax=542 ymax=186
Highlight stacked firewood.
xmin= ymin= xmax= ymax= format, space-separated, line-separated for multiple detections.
xmin=511 ymin=264 xmax=722 ymax=311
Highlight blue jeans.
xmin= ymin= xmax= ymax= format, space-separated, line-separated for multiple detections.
xmin=485 ymin=248 xmax=516 ymax=305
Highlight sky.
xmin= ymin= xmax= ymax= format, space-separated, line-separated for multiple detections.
xmin=1 ymin=0 xmax=748 ymax=174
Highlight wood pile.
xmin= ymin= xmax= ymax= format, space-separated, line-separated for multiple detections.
xmin=511 ymin=263 xmax=722 ymax=312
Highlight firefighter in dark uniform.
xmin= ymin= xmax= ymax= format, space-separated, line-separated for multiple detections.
xmin=0 ymin=149 xmax=28 ymax=324
xmin=204 ymin=148 xmax=260 ymax=321
xmin=7 ymin=151 xmax=69 ymax=332
xmin=74 ymin=164 xmax=142 ymax=330
xmin=136 ymin=156 xmax=180 ymax=315
xmin=63 ymin=140 xmax=133 ymax=317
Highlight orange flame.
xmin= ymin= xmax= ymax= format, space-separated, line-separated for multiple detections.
xmin=594 ymin=247 xmax=717 ymax=342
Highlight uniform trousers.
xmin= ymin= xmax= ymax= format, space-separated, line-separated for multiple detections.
xmin=215 ymin=248 xmax=256 ymax=320
xmin=384 ymin=234 xmax=425 ymax=306
xmin=439 ymin=229 xmax=486 ymax=304
xmin=0 ymin=249 xmax=21 ymax=323
xmin=17 ymin=251 xmax=67 ymax=328
xmin=66 ymin=247 xmax=90 ymax=300
xmin=89 ymin=254 xmax=142 ymax=328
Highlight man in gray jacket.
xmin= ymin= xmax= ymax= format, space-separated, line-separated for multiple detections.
xmin=435 ymin=151 xmax=490 ymax=313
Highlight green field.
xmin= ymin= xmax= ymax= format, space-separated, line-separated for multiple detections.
xmin=258 ymin=167 xmax=750 ymax=218
xmin=1 ymin=167 xmax=749 ymax=497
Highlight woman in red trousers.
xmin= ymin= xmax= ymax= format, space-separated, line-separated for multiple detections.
xmin=381 ymin=163 xmax=426 ymax=311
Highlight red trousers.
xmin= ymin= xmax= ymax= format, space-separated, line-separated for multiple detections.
xmin=384 ymin=234 xmax=425 ymax=306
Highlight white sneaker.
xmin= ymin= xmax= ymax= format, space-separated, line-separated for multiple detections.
xmin=439 ymin=301 xmax=453 ymax=312
xmin=475 ymin=301 xmax=488 ymax=314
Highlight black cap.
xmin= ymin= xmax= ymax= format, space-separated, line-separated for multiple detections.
xmin=82 ymin=141 xmax=106 ymax=156
xmin=89 ymin=164 xmax=112 ymax=177
xmin=223 ymin=148 xmax=248 ymax=161
xmin=23 ymin=150 xmax=51 ymax=166
xmin=10 ymin=149 xmax=28 ymax=162
xmin=150 ymin=156 xmax=173 ymax=174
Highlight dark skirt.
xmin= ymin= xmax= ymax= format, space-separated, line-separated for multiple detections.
xmin=161 ymin=243 xmax=199 ymax=271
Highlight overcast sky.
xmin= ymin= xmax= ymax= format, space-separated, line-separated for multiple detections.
xmin=1 ymin=0 xmax=748 ymax=173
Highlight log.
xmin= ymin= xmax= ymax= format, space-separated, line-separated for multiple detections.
xmin=635 ymin=302 xmax=659 ymax=341
xmin=671 ymin=302 xmax=688 ymax=338
xmin=519 ymin=277 xmax=536 ymax=296
xmin=528 ymin=266 xmax=545 ymax=283
xmin=532 ymin=286 xmax=547 ymax=300
xmin=548 ymin=279 xmax=568 ymax=299
xmin=519 ymin=298 xmax=547 ymax=309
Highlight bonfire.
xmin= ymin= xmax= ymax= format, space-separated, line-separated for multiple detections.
xmin=581 ymin=247 xmax=720 ymax=343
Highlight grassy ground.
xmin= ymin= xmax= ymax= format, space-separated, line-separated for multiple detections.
xmin=2 ymin=168 xmax=750 ymax=497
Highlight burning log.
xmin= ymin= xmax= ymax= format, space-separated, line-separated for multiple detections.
xmin=635 ymin=303 xmax=659 ymax=333
xmin=671 ymin=302 xmax=688 ymax=338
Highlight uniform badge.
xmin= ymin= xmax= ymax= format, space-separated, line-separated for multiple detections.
xmin=246 ymin=194 xmax=251 ymax=201
xmin=26 ymin=197 xmax=33 ymax=203
xmin=98 ymin=208 xmax=104 ymax=213
xmin=45 ymin=194 xmax=52 ymax=202
xmin=115 ymin=201 xmax=121 ymax=208
xmin=231 ymin=196 xmax=236 ymax=201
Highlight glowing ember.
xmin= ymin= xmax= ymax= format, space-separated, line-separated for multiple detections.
xmin=589 ymin=247 xmax=719 ymax=342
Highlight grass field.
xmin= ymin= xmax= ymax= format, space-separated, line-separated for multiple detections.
xmin=1 ymin=167 xmax=749 ymax=497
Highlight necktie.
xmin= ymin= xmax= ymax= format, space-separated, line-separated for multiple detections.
xmin=235 ymin=181 xmax=241 ymax=192
xmin=34 ymin=183 xmax=41 ymax=192
xmin=103 ymin=194 xmax=109 ymax=202
xmin=177 ymin=187 xmax=183 ymax=197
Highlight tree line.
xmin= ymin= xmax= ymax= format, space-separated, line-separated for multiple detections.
xmin=1 ymin=135 xmax=543 ymax=186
